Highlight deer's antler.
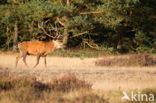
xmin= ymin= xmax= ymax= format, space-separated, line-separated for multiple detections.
xmin=38 ymin=22 xmax=59 ymax=39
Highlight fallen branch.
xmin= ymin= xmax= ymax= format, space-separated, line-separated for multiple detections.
xmin=80 ymin=11 xmax=104 ymax=15
xmin=71 ymin=31 xmax=89 ymax=38
xmin=81 ymin=39 xmax=100 ymax=50
xmin=56 ymin=18 xmax=65 ymax=26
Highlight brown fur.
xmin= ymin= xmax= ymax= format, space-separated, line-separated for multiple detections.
xmin=18 ymin=41 xmax=55 ymax=56
xmin=15 ymin=40 xmax=63 ymax=68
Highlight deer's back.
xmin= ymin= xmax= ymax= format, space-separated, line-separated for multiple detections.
xmin=18 ymin=41 xmax=55 ymax=56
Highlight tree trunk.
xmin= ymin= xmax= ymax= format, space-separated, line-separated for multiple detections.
xmin=6 ymin=25 xmax=10 ymax=49
xmin=66 ymin=0 xmax=70 ymax=6
xmin=13 ymin=21 xmax=18 ymax=52
xmin=115 ymin=26 xmax=124 ymax=50
xmin=63 ymin=27 xmax=68 ymax=46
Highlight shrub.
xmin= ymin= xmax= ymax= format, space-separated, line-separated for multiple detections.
xmin=50 ymin=74 xmax=91 ymax=92
xmin=95 ymin=58 xmax=127 ymax=66
xmin=142 ymin=88 xmax=156 ymax=97
xmin=126 ymin=88 xmax=156 ymax=103
xmin=128 ymin=54 xmax=156 ymax=66
xmin=0 ymin=70 xmax=107 ymax=103
xmin=0 ymin=73 xmax=49 ymax=91
xmin=0 ymin=73 xmax=91 ymax=92
xmin=95 ymin=54 xmax=156 ymax=67
xmin=72 ymin=93 xmax=108 ymax=103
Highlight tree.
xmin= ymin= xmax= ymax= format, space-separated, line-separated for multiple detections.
xmin=0 ymin=0 xmax=155 ymax=53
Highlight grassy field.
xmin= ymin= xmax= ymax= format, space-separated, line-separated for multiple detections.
xmin=0 ymin=52 xmax=156 ymax=103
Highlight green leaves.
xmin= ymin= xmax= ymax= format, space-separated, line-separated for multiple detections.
xmin=0 ymin=0 xmax=155 ymax=53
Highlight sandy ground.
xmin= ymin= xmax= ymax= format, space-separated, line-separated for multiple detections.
xmin=0 ymin=54 xmax=156 ymax=91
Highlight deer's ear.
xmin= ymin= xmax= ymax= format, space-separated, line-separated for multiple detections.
xmin=52 ymin=38 xmax=56 ymax=41
xmin=56 ymin=40 xmax=62 ymax=43
xmin=53 ymin=38 xmax=56 ymax=41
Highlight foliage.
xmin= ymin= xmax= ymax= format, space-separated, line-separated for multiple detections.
xmin=0 ymin=0 xmax=156 ymax=53
xmin=50 ymin=49 xmax=106 ymax=57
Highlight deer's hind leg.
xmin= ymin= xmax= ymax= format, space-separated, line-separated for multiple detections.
xmin=44 ymin=55 xmax=47 ymax=68
xmin=15 ymin=52 xmax=22 ymax=68
xmin=33 ymin=55 xmax=41 ymax=68
xmin=15 ymin=50 xmax=28 ymax=68
xmin=22 ymin=52 xmax=29 ymax=68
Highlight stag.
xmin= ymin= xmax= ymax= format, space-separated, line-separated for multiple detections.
xmin=15 ymin=22 xmax=64 ymax=68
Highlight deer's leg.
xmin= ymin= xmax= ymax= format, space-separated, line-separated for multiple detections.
xmin=33 ymin=55 xmax=41 ymax=68
xmin=23 ymin=52 xmax=29 ymax=68
xmin=44 ymin=55 xmax=47 ymax=68
xmin=15 ymin=52 xmax=23 ymax=68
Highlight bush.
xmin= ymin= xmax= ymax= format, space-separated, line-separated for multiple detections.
xmin=128 ymin=54 xmax=156 ymax=66
xmin=95 ymin=54 xmax=156 ymax=67
xmin=72 ymin=93 xmax=108 ymax=103
xmin=51 ymin=74 xmax=91 ymax=92
xmin=0 ymin=73 xmax=91 ymax=92
xmin=126 ymin=88 xmax=156 ymax=103
xmin=0 ymin=70 xmax=108 ymax=103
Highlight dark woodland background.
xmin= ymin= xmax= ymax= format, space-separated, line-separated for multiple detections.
xmin=0 ymin=0 xmax=156 ymax=53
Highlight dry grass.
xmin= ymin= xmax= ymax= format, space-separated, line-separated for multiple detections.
xmin=0 ymin=54 xmax=156 ymax=103
xmin=0 ymin=54 xmax=156 ymax=91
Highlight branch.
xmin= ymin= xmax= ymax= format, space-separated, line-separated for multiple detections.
xmin=60 ymin=1 xmax=63 ymax=6
xmin=67 ymin=0 xmax=70 ymax=6
xmin=71 ymin=31 xmax=89 ymax=38
xmin=84 ymin=41 xmax=100 ymax=50
xmin=85 ymin=42 xmax=99 ymax=50
xmin=56 ymin=18 xmax=65 ymax=26
xmin=82 ymin=39 xmax=100 ymax=50
xmin=38 ymin=22 xmax=57 ymax=39
xmin=80 ymin=11 xmax=104 ymax=15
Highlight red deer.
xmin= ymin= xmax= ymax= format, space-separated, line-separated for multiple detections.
xmin=15 ymin=22 xmax=64 ymax=68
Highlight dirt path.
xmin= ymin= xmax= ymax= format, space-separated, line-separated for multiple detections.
xmin=0 ymin=54 xmax=156 ymax=91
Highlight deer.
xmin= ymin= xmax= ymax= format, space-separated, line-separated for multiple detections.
xmin=15 ymin=22 xmax=64 ymax=68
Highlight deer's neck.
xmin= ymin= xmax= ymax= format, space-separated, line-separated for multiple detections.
xmin=53 ymin=40 xmax=57 ymax=49
xmin=47 ymin=40 xmax=55 ymax=50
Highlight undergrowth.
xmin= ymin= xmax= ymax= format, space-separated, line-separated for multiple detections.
xmin=0 ymin=70 xmax=107 ymax=103
xmin=95 ymin=54 xmax=156 ymax=67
